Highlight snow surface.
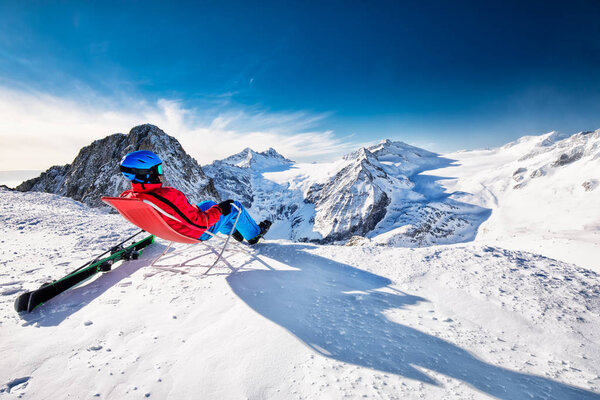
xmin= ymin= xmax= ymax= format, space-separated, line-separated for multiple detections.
xmin=1 ymin=186 xmax=599 ymax=399
xmin=427 ymin=130 xmax=600 ymax=271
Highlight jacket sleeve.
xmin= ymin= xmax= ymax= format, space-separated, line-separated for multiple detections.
xmin=167 ymin=189 xmax=222 ymax=228
xmin=204 ymin=205 xmax=224 ymax=228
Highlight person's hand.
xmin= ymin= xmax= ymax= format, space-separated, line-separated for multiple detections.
xmin=217 ymin=199 xmax=234 ymax=215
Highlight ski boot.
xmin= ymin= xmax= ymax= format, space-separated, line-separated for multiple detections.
xmin=248 ymin=220 xmax=272 ymax=245
xmin=231 ymin=230 xmax=244 ymax=243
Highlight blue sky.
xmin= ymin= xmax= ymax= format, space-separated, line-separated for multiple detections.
xmin=1 ymin=1 xmax=600 ymax=169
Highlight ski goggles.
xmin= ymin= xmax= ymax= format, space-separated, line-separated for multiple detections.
xmin=120 ymin=163 xmax=163 ymax=176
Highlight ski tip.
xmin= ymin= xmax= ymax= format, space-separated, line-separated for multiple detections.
xmin=14 ymin=291 xmax=32 ymax=313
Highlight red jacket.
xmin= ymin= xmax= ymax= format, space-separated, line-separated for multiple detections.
xmin=120 ymin=182 xmax=222 ymax=239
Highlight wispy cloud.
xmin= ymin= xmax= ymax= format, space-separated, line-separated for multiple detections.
xmin=0 ymin=86 xmax=361 ymax=170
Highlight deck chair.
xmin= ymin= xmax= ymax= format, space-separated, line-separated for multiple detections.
xmin=101 ymin=196 xmax=244 ymax=274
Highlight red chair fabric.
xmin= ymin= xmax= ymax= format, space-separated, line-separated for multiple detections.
xmin=101 ymin=197 xmax=200 ymax=244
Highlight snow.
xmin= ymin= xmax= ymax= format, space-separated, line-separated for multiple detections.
xmin=1 ymin=129 xmax=600 ymax=398
xmin=1 ymin=184 xmax=600 ymax=399
xmin=427 ymin=130 xmax=600 ymax=271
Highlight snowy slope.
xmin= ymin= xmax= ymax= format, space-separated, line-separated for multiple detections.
xmin=1 ymin=188 xmax=600 ymax=399
xmin=427 ymin=130 xmax=600 ymax=270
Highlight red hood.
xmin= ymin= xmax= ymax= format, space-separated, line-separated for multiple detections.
xmin=130 ymin=182 xmax=163 ymax=193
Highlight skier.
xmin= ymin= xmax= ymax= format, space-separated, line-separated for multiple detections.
xmin=118 ymin=150 xmax=271 ymax=244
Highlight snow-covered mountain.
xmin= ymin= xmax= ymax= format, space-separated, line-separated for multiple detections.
xmin=428 ymin=129 xmax=600 ymax=269
xmin=219 ymin=147 xmax=294 ymax=170
xmin=308 ymin=141 xmax=489 ymax=245
xmin=16 ymin=124 xmax=219 ymax=207
xmin=205 ymin=139 xmax=489 ymax=245
xmin=202 ymin=148 xmax=293 ymax=209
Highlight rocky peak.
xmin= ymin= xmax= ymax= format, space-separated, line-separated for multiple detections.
xmin=220 ymin=147 xmax=293 ymax=170
xmin=17 ymin=124 xmax=219 ymax=207
xmin=128 ymin=123 xmax=161 ymax=142
xmin=202 ymin=146 xmax=294 ymax=210
xmin=340 ymin=148 xmax=389 ymax=184
xmin=343 ymin=146 xmax=376 ymax=161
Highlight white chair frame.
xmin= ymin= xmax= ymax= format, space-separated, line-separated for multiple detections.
xmin=142 ymin=201 xmax=251 ymax=275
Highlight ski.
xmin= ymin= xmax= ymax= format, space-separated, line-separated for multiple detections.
xmin=14 ymin=233 xmax=155 ymax=313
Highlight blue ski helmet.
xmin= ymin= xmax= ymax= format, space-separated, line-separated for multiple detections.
xmin=119 ymin=150 xmax=163 ymax=183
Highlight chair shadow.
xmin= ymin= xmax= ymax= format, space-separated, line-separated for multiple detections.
xmin=149 ymin=239 xmax=261 ymax=276
xmin=227 ymin=242 xmax=600 ymax=399
xmin=18 ymin=239 xmax=259 ymax=327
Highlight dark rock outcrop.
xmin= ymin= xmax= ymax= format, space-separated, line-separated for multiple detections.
xmin=17 ymin=124 xmax=219 ymax=207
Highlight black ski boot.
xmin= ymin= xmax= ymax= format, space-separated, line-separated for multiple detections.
xmin=248 ymin=220 xmax=272 ymax=245
xmin=231 ymin=230 xmax=244 ymax=242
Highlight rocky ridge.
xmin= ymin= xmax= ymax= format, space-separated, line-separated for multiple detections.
xmin=17 ymin=124 xmax=219 ymax=207
xmin=511 ymin=129 xmax=600 ymax=188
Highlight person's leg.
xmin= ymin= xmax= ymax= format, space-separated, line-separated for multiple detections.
xmin=217 ymin=201 xmax=260 ymax=240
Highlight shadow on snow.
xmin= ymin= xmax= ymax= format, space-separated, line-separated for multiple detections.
xmin=18 ymin=242 xmax=245 ymax=326
xmin=371 ymin=154 xmax=492 ymax=247
xmin=228 ymin=242 xmax=600 ymax=400
xmin=18 ymin=247 xmax=163 ymax=327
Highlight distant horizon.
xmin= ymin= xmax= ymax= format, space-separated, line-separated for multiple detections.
xmin=1 ymin=1 xmax=599 ymax=170
xmin=0 ymin=124 xmax=596 ymax=182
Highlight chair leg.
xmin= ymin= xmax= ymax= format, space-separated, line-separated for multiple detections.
xmin=151 ymin=241 xmax=173 ymax=267
xmin=203 ymin=203 xmax=243 ymax=275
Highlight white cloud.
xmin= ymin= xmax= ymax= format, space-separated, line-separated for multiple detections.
xmin=0 ymin=86 xmax=361 ymax=170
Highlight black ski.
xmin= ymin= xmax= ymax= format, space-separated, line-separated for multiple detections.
xmin=14 ymin=233 xmax=155 ymax=313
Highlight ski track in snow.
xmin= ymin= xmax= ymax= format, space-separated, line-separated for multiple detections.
xmin=1 ymin=188 xmax=599 ymax=399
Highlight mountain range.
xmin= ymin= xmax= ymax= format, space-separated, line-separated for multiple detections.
xmin=13 ymin=124 xmax=600 ymax=255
